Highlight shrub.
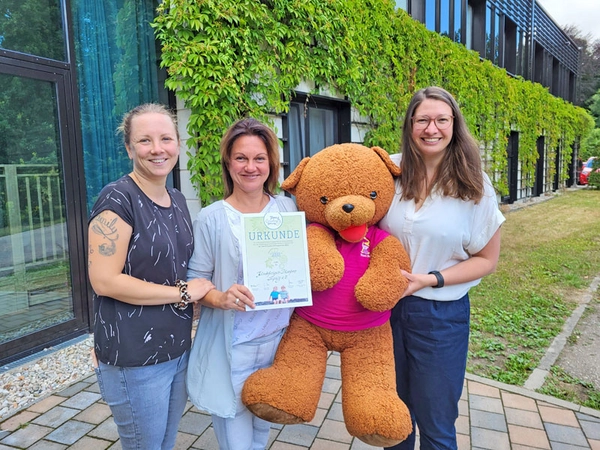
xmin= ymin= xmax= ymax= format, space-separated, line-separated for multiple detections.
xmin=587 ymin=157 xmax=600 ymax=188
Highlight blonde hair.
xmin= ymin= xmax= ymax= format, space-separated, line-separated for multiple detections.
xmin=118 ymin=103 xmax=179 ymax=146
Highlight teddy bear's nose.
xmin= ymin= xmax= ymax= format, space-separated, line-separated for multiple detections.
xmin=342 ymin=204 xmax=354 ymax=213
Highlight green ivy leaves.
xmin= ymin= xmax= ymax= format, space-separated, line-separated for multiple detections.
xmin=153 ymin=0 xmax=594 ymax=204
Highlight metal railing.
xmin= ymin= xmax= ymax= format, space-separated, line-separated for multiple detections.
xmin=0 ymin=164 xmax=68 ymax=274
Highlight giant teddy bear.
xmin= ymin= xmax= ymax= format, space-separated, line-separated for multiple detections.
xmin=242 ymin=143 xmax=413 ymax=447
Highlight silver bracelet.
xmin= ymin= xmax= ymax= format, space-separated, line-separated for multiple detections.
xmin=174 ymin=279 xmax=192 ymax=310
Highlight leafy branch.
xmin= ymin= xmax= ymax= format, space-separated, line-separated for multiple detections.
xmin=153 ymin=0 xmax=594 ymax=205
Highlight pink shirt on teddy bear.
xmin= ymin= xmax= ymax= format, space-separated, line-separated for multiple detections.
xmin=296 ymin=223 xmax=392 ymax=331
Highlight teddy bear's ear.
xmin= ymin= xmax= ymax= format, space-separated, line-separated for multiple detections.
xmin=281 ymin=156 xmax=311 ymax=195
xmin=372 ymin=146 xmax=401 ymax=177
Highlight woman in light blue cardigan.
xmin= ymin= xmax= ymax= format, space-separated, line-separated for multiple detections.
xmin=186 ymin=118 xmax=296 ymax=450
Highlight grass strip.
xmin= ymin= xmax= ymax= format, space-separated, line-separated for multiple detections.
xmin=468 ymin=188 xmax=600 ymax=408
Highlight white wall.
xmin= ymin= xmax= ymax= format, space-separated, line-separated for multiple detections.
xmin=175 ymin=97 xmax=202 ymax=218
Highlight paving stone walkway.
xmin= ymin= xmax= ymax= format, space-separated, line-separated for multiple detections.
xmin=1 ymin=352 xmax=600 ymax=449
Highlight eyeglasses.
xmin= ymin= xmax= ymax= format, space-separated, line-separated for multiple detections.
xmin=411 ymin=115 xmax=454 ymax=130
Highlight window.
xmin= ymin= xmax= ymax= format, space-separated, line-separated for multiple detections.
xmin=467 ymin=0 xmax=487 ymax=56
xmin=551 ymin=58 xmax=560 ymax=96
xmin=440 ymin=0 xmax=451 ymax=37
xmin=0 ymin=0 xmax=66 ymax=61
xmin=284 ymin=94 xmax=350 ymax=177
xmin=485 ymin=5 xmax=493 ymax=61
xmin=454 ymin=0 xmax=463 ymax=43
xmin=504 ymin=17 xmax=517 ymax=74
xmin=0 ymin=53 xmax=90 ymax=366
xmin=515 ymin=27 xmax=526 ymax=76
xmin=494 ymin=9 xmax=501 ymax=65
xmin=425 ymin=0 xmax=436 ymax=31
xmin=0 ymin=71 xmax=72 ymax=353
xmin=466 ymin=2 xmax=473 ymax=50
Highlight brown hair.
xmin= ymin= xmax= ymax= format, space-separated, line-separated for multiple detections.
xmin=117 ymin=103 xmax=179 ymax=146
xmin=220 ymin=118 xmax=280 ymax=198
xmin=399 ymin=86 xmax=484 ymax=203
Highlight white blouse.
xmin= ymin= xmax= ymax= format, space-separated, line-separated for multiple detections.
xmin=379 ymin=154 xmax=506 ymax=301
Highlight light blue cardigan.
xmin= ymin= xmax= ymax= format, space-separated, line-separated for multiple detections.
xmin=186 ymin=195 xmax=297 ymax=418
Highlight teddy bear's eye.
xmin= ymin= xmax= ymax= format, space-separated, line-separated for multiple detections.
xmin=370 ymin=191 xmax=377 ymax=200
xmin=320 ymin=196 xmax=329 ymax=204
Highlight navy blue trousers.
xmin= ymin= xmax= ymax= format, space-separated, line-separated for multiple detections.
xmin=385 ymin=294 xmax=470 ymax=450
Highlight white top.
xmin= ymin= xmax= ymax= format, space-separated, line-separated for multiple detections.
xmin=379 ymin=154 xmax=506 ymax=301
xmin=186 ymin=194 xmax=297 ymax=418
xmin=223 ymin=197 xmax=292 ymax=345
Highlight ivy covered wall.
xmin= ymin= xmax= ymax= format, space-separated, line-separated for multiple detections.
xmin=152 ymin=0 xmax=594 ymax=205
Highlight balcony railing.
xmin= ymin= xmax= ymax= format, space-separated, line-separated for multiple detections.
xmin=0 ymin=164 xmax=67 ymax=275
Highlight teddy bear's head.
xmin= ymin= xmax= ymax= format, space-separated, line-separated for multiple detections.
xmin=281 ymin=143 xmax=400 ymax=243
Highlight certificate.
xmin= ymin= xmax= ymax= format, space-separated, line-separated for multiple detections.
xmin=240 ymin=211 xmax=312 ymax=310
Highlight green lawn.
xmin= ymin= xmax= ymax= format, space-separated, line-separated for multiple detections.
xmin=468 ymin=188 xmax=600 ymax=408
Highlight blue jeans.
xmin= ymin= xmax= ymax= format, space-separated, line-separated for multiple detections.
xmin=95 ymin=351 xmax=189 ymax=450
xmin=386 ymin=294 xmax=470 ymax=450
xmin=212 ymin=329 xmax=284 ymax=450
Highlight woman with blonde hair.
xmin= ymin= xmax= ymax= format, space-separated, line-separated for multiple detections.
xmin=88 ymin=103 xmax=214 ymax=450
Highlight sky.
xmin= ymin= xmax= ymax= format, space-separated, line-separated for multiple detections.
xmin=537 ymin=0 xmax=600 ymax=43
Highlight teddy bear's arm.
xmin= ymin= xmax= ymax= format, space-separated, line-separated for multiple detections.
xmin=307 ymin=225 xmax=345 ymax=291
xmin=354 ymin=235 xmax=411 ymax=311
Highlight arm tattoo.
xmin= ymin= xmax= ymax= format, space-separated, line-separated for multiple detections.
xmin=91 ymin=215 xmax=120 ymax=256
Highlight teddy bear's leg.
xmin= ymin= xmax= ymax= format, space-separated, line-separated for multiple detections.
xmin=340 ymin=323 xmax=412 ymax=447
xmin=242 ymin=314 xmax=328 ymax=424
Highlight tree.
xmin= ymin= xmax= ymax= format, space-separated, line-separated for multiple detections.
xmin=0 ymin=0 xmax=65 ymax=59
xmin=563 ymin=25 xmax=600 ymax=108
xmin=580 ymin=128 xmax=600 ymax=160
xmin=0 ymin=0 xmax=65 ymax=165
xmin=587 ymin=157 xmax=600 ymax=189
xmin=588 ymin=90 xmax=600 ymax=128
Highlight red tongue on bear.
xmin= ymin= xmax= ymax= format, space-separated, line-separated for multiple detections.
xmin=338 ymin=224 xmax=368 ymax=242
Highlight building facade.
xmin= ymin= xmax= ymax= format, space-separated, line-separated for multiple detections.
xmin=0 ymin=0 xmax=581 ymax=366
xmin=397 ymin=0 xmax=582 ymax=201
xmin=397 ymin=0 xmax=580 ymax=103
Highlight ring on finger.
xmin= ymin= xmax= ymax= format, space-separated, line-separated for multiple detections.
xmin=235 ymin=298 xmax=240 ymax=306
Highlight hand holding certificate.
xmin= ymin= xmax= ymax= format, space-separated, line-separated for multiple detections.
xmin=240 ymin=210 xmax=312 ymax=310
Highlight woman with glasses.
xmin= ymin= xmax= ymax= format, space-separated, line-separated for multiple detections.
xmin=379 ymin=86 xmax=505 ymax=450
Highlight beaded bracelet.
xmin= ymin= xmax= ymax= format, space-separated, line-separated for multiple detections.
xmin=174 ymin=279 xmax=192 ymax=310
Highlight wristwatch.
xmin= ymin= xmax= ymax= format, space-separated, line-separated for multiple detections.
xmin=428 ymin=270 xmax=444 ymax=288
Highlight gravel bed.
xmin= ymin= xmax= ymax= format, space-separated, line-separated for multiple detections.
xmin=0 ymin=335 xmax=94 ymax=420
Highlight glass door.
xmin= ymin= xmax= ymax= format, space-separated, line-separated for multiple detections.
xmin=0 ymin=61 xmax=88 ymax=365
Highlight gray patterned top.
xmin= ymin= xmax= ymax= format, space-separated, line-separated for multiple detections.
xmin=89 ymin=175 xmax=194 ymax=367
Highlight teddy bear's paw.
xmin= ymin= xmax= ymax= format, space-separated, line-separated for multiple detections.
xmin=311 ymin=274 xmax=340 ymax=291
xmin=356 ymin=434 xmax=404 ymax=447
xmin=309 ymin=258 xmax=344 ymax=291
xmin=246 ymin=403 xmax=306 ymax=425
xmin=355 ymin=275 xmax=405 ymax=311
xmin=345 ymin=394 xmax=413 ymax=447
